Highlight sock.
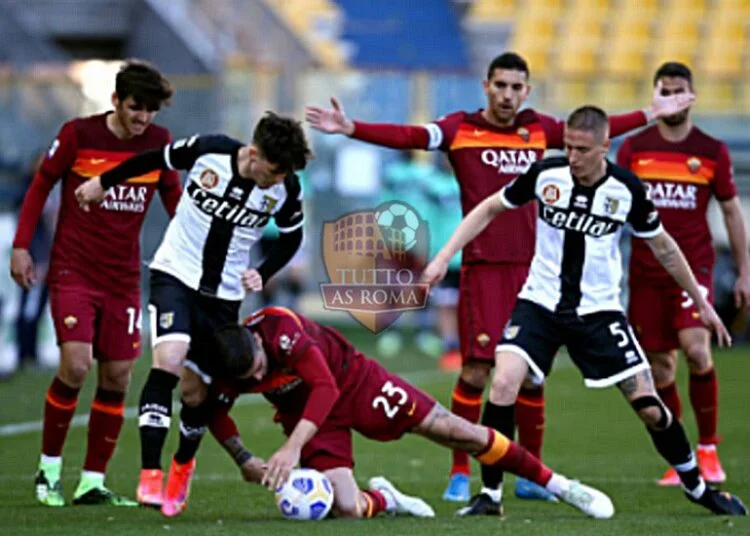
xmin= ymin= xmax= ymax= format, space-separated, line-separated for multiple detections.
xmin=75 ymin=470 xmax=105 ymax=497
xmin=362 ymin=489 xmax=388 ymax=517
xmin=646 ymin=417 xmax=703 ymax=493
xmin=41 ymin=377 xmax=81 ymax=457
xmin=545 ymin=473 xmax=571 ymax=496
xmin=450 ymin=378 xmax=484 ymax=475
xmin=689 ymin=368 xmax=719 ymax=445
xmin=657 ymin=381 xmax=683 ymax=421
xmin=515 ymin=385 xmax=545 ymax=460
xmin=83 ymin=388 xmax=125 ymax=474
xmin=138 ymin=369 xmax=179 ymax=470
xmin=174 ymin=400 xmax=214 ymax=464
xmin=479 ymin=402 xmax=515 ymax=490
xmin=475 ymin=428 xmax=553 ymax=489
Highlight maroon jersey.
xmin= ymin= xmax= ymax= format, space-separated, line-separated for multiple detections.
xmin=618 ymin=125 xmax=736 ymax=283
xmin=13 ymin=113 xmax=182 ymax=293
xmin=231 ymin=307 xmax=367 ymax=426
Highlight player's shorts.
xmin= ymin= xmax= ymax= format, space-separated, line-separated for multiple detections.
xmin=459 ymin=263 xmax=528 ymax=364
xmin=628 ymin=272 xmax=713 ymax=353
xmin=276 ymin=358 xmax=436 ymax=471
xmin=497 ymin=299 xmax=650 ymax=389
xmin=148 ymin=269 xmax=241 ymax=379
xmin=430 ymin=268 xmax=460 ymax=307
xmin=49 ymin=281 xmax=141 ymax=361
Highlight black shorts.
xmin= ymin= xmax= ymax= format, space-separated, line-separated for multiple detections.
xmin=148 ymin=269 xmax=241 ymax=379
xmin=497 ymin=299 xmax=650 ymax=388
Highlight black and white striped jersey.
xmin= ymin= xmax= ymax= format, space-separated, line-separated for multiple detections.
xmin=150 ymin=135 xmax=304 ymax=300
xmin=500 ymin=156 xmax=662 ymax=315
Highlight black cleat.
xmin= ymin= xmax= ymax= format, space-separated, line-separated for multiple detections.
xmin=455 ymin=493 xmax=504 ymax=517
xmin=687 ymin=487 xmax=748 ymax=516
xmin=72 ymin=487 xmax=138 ymax=506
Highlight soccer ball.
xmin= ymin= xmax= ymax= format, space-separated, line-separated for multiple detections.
xmin=274 ymin=468 xmax=334 ymax=521
xmin=376 ymin=202 xmax=421 ymax=252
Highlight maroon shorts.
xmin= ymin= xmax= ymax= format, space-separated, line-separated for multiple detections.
xmin=458 ymin=263 xmax=529 ymax=364
xmin=49 ymin=282 xmax=142 ymax=361
xmin=628 ymin=272 xmax=713 ymax=353
xmin=277 ymin=359 xmax=436 ymax=471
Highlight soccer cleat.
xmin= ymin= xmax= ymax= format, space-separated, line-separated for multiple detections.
xmin=697 ymin=446 xmax=727 ymax=484
xmin=35 ymin=470 xmax=65 ymax=507
xmin=72 ymin=486 xmax=138 ymax=506
xmin=160 ymin=458 xmax=196 ymax=518
xmin=515 ymin=477 xmax=559 ymax=502
xmin=687 ymin=487 xmax=747 ymax=516
xmin=368 ymin=476 xmax=435 ymax=518
xmin=455 ymin=492 xmax=504 ymax=517
xmin=657 ymin=467 xmax=681 ymax=487
xmin=557 ymin=481 xmax=614 ymax=519
xmin=137 ymin=469 xmax=165 ymax=508
xmin=442 ymin=473 xmax=470 ymax=502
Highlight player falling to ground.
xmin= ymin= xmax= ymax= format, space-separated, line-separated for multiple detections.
xmin=305 ymin=51 xmax=696 ymax=507
xmin=75 ymin=112 xmax=312 ymax=516
xmin=618 ymin=62 xmax=750 ymax=487
xmin=161 ymin=306 xmax=615 ymax=520
xmin=422 ymin=106 xmax=747 ymax=517
xmin=10 ymin=60 xmax=180 ymax=507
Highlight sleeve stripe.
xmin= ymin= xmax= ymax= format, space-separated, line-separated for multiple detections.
xmin=631 ymin=224 xmax=663 ymax=239
xmin=498 ymin=188 xmax=518 ymax=209
xmin=277 ymin=219 xmax=304 ymax=233
xmin=424 ymin=123 xmax=443 ymax=151
xmin=163 ymin=144 xmax=174 ymax=170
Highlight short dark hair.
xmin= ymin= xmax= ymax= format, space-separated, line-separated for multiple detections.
xmin=115 ymin=59 xmax=173 ymax=111
xmin=214 ymin=324 xmax=261 ymax=378
xmin=253 ymin=111 xmax=312 ymax=174
xmin=487 ymin=52 xmax=530 ymax=80
xmin=653 ymin=61 xmax=693 ymax=88
xmin=566 ymin=105 xmax=609 ymax=142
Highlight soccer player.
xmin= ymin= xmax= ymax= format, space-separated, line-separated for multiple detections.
xmin=618 ymin=62 xmax=750 ymax=486
xmin=164 ymin=306 xmax=615 ymax=520
xmin=74 ymin=113 xmax=312 ymax=514
xmin=422 ymin=105 xmax=747 ymax=517
xmin=305 ymin=52 xmax=696 ymax=508
xmin=10 ymin=60 xmax=179 ymax=506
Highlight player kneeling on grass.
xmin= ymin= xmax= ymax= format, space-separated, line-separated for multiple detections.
xmin=159 ymin=306 xmax=615 ymax=520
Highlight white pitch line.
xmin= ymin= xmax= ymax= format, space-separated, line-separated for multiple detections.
xmin=0 ymin=368 xmax=452 ymax=438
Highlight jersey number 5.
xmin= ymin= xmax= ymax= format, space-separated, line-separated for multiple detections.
xmin=372 ymin=381 xmax=409 ymax=419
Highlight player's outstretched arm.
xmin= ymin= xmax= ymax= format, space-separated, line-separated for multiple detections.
xmin=422 ymin=192 xmax=507 ymax=285
xmin=645 ymin=80 xmax=696 ymax=122
xmin=646 ymin=230 xmax=732 ymax=347
xmin=719 ymin=197 xmax=750 ymax=310
xmin=209 ymin=409 xmax=266 ymax=484
xmin=306 ymin=97 xmax=433 ymax=150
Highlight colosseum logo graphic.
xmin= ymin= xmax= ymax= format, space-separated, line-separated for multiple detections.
xmin=321 ymin=201 xmax=430 ymax=333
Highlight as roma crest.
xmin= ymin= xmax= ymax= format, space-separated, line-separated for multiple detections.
xmin=686 ymin=157 xmax=701 ymax=174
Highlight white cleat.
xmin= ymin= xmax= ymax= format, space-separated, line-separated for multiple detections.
xmin=558 ymin=481 xmax=615 ymax=519
xmin=368 ymin=476 xmax=435 ymax=518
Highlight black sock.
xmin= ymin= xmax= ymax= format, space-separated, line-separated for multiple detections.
xmin=480 ymin=401 xmax=515 ymax=491
xmin=646 ymin=418 xmax=702 ymax=493
xmin=139 ymin=369 xmax=179 ymax=470
xmin=174 ymin=400 xmax=215 ymax=464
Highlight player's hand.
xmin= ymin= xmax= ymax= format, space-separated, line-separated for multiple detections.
xmin=74 ymin=176 xmax=106 ymax=212
xmin=242 ymin=269 xmax=263 ymax=292
xmin=240 ymin=457 xmax=267 ymax=484
xmin=734 ymin=273 xmax=750 ymax=311
xmin=262 ymin=444 xmax=301 ymax=491
xmin=421 ymin=257 xmax=448 ymax=286
xmin=698 ymin=303 xmax=732 ymax=348
xmin=10 ymin=248 xmax=36 ymax=290
xmin=648 ymin=81 xmax=696 ymax=120
xmin=305 ymin=97 xmax=355 ymax=136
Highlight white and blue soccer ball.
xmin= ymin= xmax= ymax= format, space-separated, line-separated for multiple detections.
xmin=274 ymin=468 xmax=334 ymax=521
xmin=376 ymin=202 xmax=421 ymax=252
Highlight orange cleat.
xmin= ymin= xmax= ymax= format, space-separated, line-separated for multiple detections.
xmin=697 ymin=446 xmax=726 ymax=484
xmin=137 ymin=469 xmax=164 ymax=507
xmin=160 ymin=458 xmax=196 ymax=518
xmin=439 ymin=351 xmax=462 ymax=372
xmin=657 ymin=467 xmax=681 ymax=487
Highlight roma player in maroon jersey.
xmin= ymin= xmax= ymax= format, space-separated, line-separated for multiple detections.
xmin=306 ymin=52 xmax=695 ymax=511
xmin=618 ymin=62 xmax=750 ymax=487
xmin=10 ymin=60 xmax=181 ymax=506
xmin=159 ymin=306 xmax=614 ymax=520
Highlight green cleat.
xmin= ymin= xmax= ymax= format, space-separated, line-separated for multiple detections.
xmin=35 ymin=470 xmax=65 ymax=507
xmin=73 ymin=472 xmax=138 ymax=506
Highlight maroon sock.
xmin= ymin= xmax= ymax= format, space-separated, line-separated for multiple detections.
xmin=516 ymin=385 xmax=545 ymax=460
xmin=83 ymin=388 xmax=125 ymax=473
xmin=689 ymin=368 xmax=719 ymax=445
xmin=41 ymin=377 xmax=80 ymax=456
xmin=450 ymin=377 xmax=483 ymax=475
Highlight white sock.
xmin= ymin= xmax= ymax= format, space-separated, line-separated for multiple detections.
xmin=480 ymin=486 xmax=502 ymax=503
xmin=80 ymin=471 xmax=105 ymax=487
xmin=545 ymin=473 xmax=571 ymax=496
xmin=40 ymin=455 xmax=62 ymax=466
xmin=376 ymin=487 xmax=397 ymax=512
xmin=697 ymin=444 xmax=716 ymax=452
xmin=684 ymin=478 xmax=707 ymax=500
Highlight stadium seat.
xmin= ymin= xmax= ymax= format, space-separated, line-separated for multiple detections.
xmin=595 ymin=80 xmax=640 ymax=110
xmin=694 ymin=82 xmax=736 ymax=114
xmin=548 ymin=80 xmax=591 ymax=110
xmin=553 ymin=39 xmax=599 ymax=76
xmin=469 ymin=0 xmax=514 ymax=21
xmin=602 ymin=41 xmax=647 ymax=78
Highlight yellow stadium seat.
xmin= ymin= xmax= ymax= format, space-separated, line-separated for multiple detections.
xmin=595 ymin=80 xmax=640 ymax=111
xmin=554 ymin=41 xmax=599 ymax=76
xmin=562 ymin=15 xmax=604 ymax=41
xmin=470 ymin=0 xmax=515 ymax=21
xmin=548 ymin=80 xmax=591 ymax=110
xmin=603 ymin=46 xmax=646 ymax=77
xmin=694 ymin=82 xmax=736 ymax=114
xmin=611 ymin=18 xmax=650 ymax=39
xmin=706 ymin=19 xmax=746 ymax=41
xmin=699 ymin=41 xmax=744 ymax=77
xmin=660 ymin=19 xmax=700 ymax=41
